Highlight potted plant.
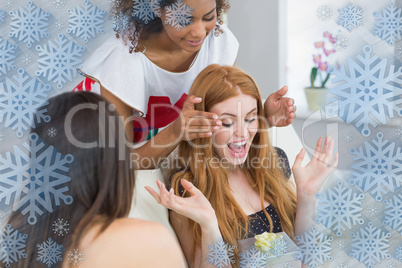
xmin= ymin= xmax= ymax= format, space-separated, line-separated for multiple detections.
xmin=304 ymin=31 xmax=337 ymax=110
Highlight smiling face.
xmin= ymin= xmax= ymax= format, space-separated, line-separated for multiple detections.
xmin=210 ymin=91 xmax=259 ymax=167
xmin=160 ymin=0 xmax=217 ymax=52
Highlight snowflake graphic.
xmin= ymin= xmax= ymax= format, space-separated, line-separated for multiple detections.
xmin=280 ymin=263 xmax=294 ymax=268
xmin=344 ymin=132 xmax=352 ymax=143
xmin=68 ymin=249 xmax=84 ymax=266
xmin=337 ymin=2 xmax=364 ymax=32
xmin=328 ymin=45 xmax=402 ymax=137
xmin=0 ymin=133 xmax=74 ymax=225
xmin=332 ymin=32 xmax=348 ymax=52
xmin=268 ymin=236 xmax=287 ymax=257
xmin=366 ymin=204 xmax=379 ymax=217
xmin=372 ymin=2 xmax=402 ymax=46
xmin=397 ymin=46 xmax=402 ymax=56
xmin=5 ymin=0 xmax=14 ymax=9
xmin=9 ymin=1 xmax=50 ymax=48
xmin=112 ymin=12 xmax=130 ymax=35
xmin=316 ymin=5 xmax=332 ymax=22
xmin=383 ymin=193 xmax=402 ymax=234
xmin=107 ymin=0 xmax=121 ymax=7
xmin=334 ymin=261 xmax=350 ymax=268
xmin=37 ymin=238 xmax=63 ymax=267
xmin=386 ymin=262 xmax=396 ymax=268
xmin=315 ymin=181 xmax=365 ymax=236
xmin=239 ymin=245 xmax=268 ymax=268
xmin=348 ymin=132 xmax=402 ymax=202
xmin=0 ymin=9 xmax=6 ymax=24
xmin=396 ymin=126 xmax=402 ymax=138
xmin=52 ymin=218 xmax=69 ymax=236
xmin=0 ymin=224 xmax=28 ymax=267
xmin=67 ymin=0 xmax=106 ymax=44
xmin=0 ymin=37 xmax=17 ymax=76
xmin=0 ymin=68 xmax=51 ymax=138
xmin=350 ymin=222 xmax=391 ymax=268
xmin=0 ymin=132 xmax=4 ymax=143
xmin=36 ymin=33 xmax=85 ymax=89
xmin=395 ymin=244 xmax=402 ymax=262
xmin=206 ymin=239 xmax=235 ymax=268
xmin=50 ymin=0 xmax=66 ymax=9
xmin=335 ymin=240 xmax=345 ymax=250
xmin=47 ymin=127 xmax=57 ymax=137
xmin=20 ymin=53 xmax=33 ymax=66
xmin=295 ymin=227 xmax=333 ymax=268
xmin=55 ymin=20 xmax=64 ymax=31
xmin=164 ymin=0 xmax=193 ymax=31
xmin=132 ymin=0 xmax=160 ymax=24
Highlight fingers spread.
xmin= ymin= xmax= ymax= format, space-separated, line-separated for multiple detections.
xmin=181 ymin=179 xmax=199 ymax=196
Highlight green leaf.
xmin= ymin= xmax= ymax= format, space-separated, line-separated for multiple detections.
xmin=322 ymin=73 xmax=331 ymax=87
xmin=310 ymin=67 xmax=318 ymax=87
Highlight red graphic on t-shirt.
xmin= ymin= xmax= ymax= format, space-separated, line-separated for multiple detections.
xmin=133 ymin=93 xmax=188 ymax=143
xmin=73 ymin=77 xmax=96 ymax=92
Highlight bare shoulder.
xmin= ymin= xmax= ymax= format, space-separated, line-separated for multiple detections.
xmin=77 ymin=218 xmax=187 ymax=268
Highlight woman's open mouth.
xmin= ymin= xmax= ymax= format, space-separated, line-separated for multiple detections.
xmin=227 ymin=140 xmax=248 ymax=158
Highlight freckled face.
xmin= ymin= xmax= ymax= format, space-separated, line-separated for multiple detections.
xmin=210 ymin=93 xmax=259 ymax=167
xmin=160 ymin=0 xmax=217 ymax=52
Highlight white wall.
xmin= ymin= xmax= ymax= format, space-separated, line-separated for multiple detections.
xmin=227 ymin=0 xmax=287 ymax=99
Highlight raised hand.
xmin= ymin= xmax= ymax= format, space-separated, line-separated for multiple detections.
xmin=264 ymin=86 xmax=296 ymax=127
xmin=171 ymin=95 xmax=221 ymax=141
xmin=145 ymin=179 xmax=217 ymax=227
xmin=292 ymin=136 xmax=339 ymax=197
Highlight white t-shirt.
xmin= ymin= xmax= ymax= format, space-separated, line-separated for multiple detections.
xmin=76 ymin=25 xmax=239 ymax=143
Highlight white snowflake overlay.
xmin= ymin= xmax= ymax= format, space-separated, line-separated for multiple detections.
xmin=383 ymin=193 xmax=402 ymax=234
xmin=36 ymin=33 xmax=86 ymax=89
xmin=51 ymin=0 xmax=66 ymax=9
xmin=349 ymin=132 xmax=402 ymax=202
xmin=335 ymin=240 xmax=346 ymax=250
xmin=55 ymin=20 xmax=64 ymax=31
xmin=366 ymin=204 xmax=379 ymax=217
xmin=332 ymin=32 xmax=348 ymax=52
xmin=164 ymin=0 xmax=193 ymax=31
xmin=0 ymin=68 xmax=51 ymax=138
xmin=397 ymin=126 xmax=402 ymax=138
xmin=394 ymin=244 xmax=402 ymax=262
xmin=5 ymin=0 xmax=14 ymax=9
xmin=113 ymin=12 xmax=130 ymax=35
xmin=295 ymin=227 xmax=333 ymax=268
xmin=37 ymin=238 xmax=64 ymax=267
xmin=315 ymin=181 xmax=365 ymax=236
xmin=397 ymin=46 xmax=402 ymax=56
xmin=0 ymin=9 xmax=6 ymax=24
xmin=68 ymin=249 xmax=85 ymax=266
xmin=0 ymin=133 xmax=74 ymax=225
xmin=334 ymin=261 xmax=350 ymax=268
xmin=0 ymin=37 xmax=17 ymax=76
xmin=207 ymin=239 xmax=235 ymax=268
xmin=47 ymin=127 xmax=57 ymax=137
xmin=132 ymin=0 xmax=161 ymax=24
xmin=344 ymin=132 xmax=352 ymax=143
xmin=20 ymin=53 xmax=33 ymax=66
xmin=269 ymin=236 xmax=287 ymax=257
xmin=53 ymin=218 xmax=69 ymax=236
xmin=316 ymin=5 xmax=332 ymax=22
xmin=328 ymin=45 xmax=402 ymax=137
xmin=107 ymin=0 xmax=121 ymax=7
xmin=337 ymin=2 xmax=364 ymax=32
xmin=0 ymin=132 xmax=4 ymax=143
xmin=350 ymin=222 xmax=391 ymax=268
xmin=373 ymin=2 xmax=402 ymax=46
xmin=9 ymin=1 xmax=50 ymax=48
xmin=239 ymin=245 xmax=268 ymax=268
xmin=67 ymin=0 xmax=106 ymax=44
xmin=0 ymin=224 xmax=28 ymax=267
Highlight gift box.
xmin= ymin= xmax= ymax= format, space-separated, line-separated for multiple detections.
xmin=237 ymin=232 xmax=302 ymax=268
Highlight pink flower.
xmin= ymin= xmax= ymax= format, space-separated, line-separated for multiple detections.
xmin=314 ymin=41 xmax=324 ymax=48
xmin=318 ymin=62 xmax=328 ymax=71
xmin=313 ymin=54 xmax=322 ymax=64
xmin=323 ymin=47 xmax=336 ymax=57
xmin=324 ymin=31 xmax=336 ymax=44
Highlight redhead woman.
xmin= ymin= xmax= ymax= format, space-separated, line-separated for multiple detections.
xmin=146 ymin=65 xmax=338 ymax=267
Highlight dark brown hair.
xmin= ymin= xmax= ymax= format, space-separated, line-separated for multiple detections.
xmin=110 ymin=0 xmax=230 ymax=53
xmin=6 ymin=92 xmax=135 ymax=267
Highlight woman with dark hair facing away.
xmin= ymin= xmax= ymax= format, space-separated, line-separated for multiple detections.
xmin=74 ymin=0 xmax=297 ymax=169
xmin=146 ymin=65 xmax=338 ymax=267
xmin=5 ymin=92 xmax=186 ymax=267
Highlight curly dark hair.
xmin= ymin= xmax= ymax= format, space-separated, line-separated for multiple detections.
xmin=110 ymin=0 xmax=230 ymax=53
